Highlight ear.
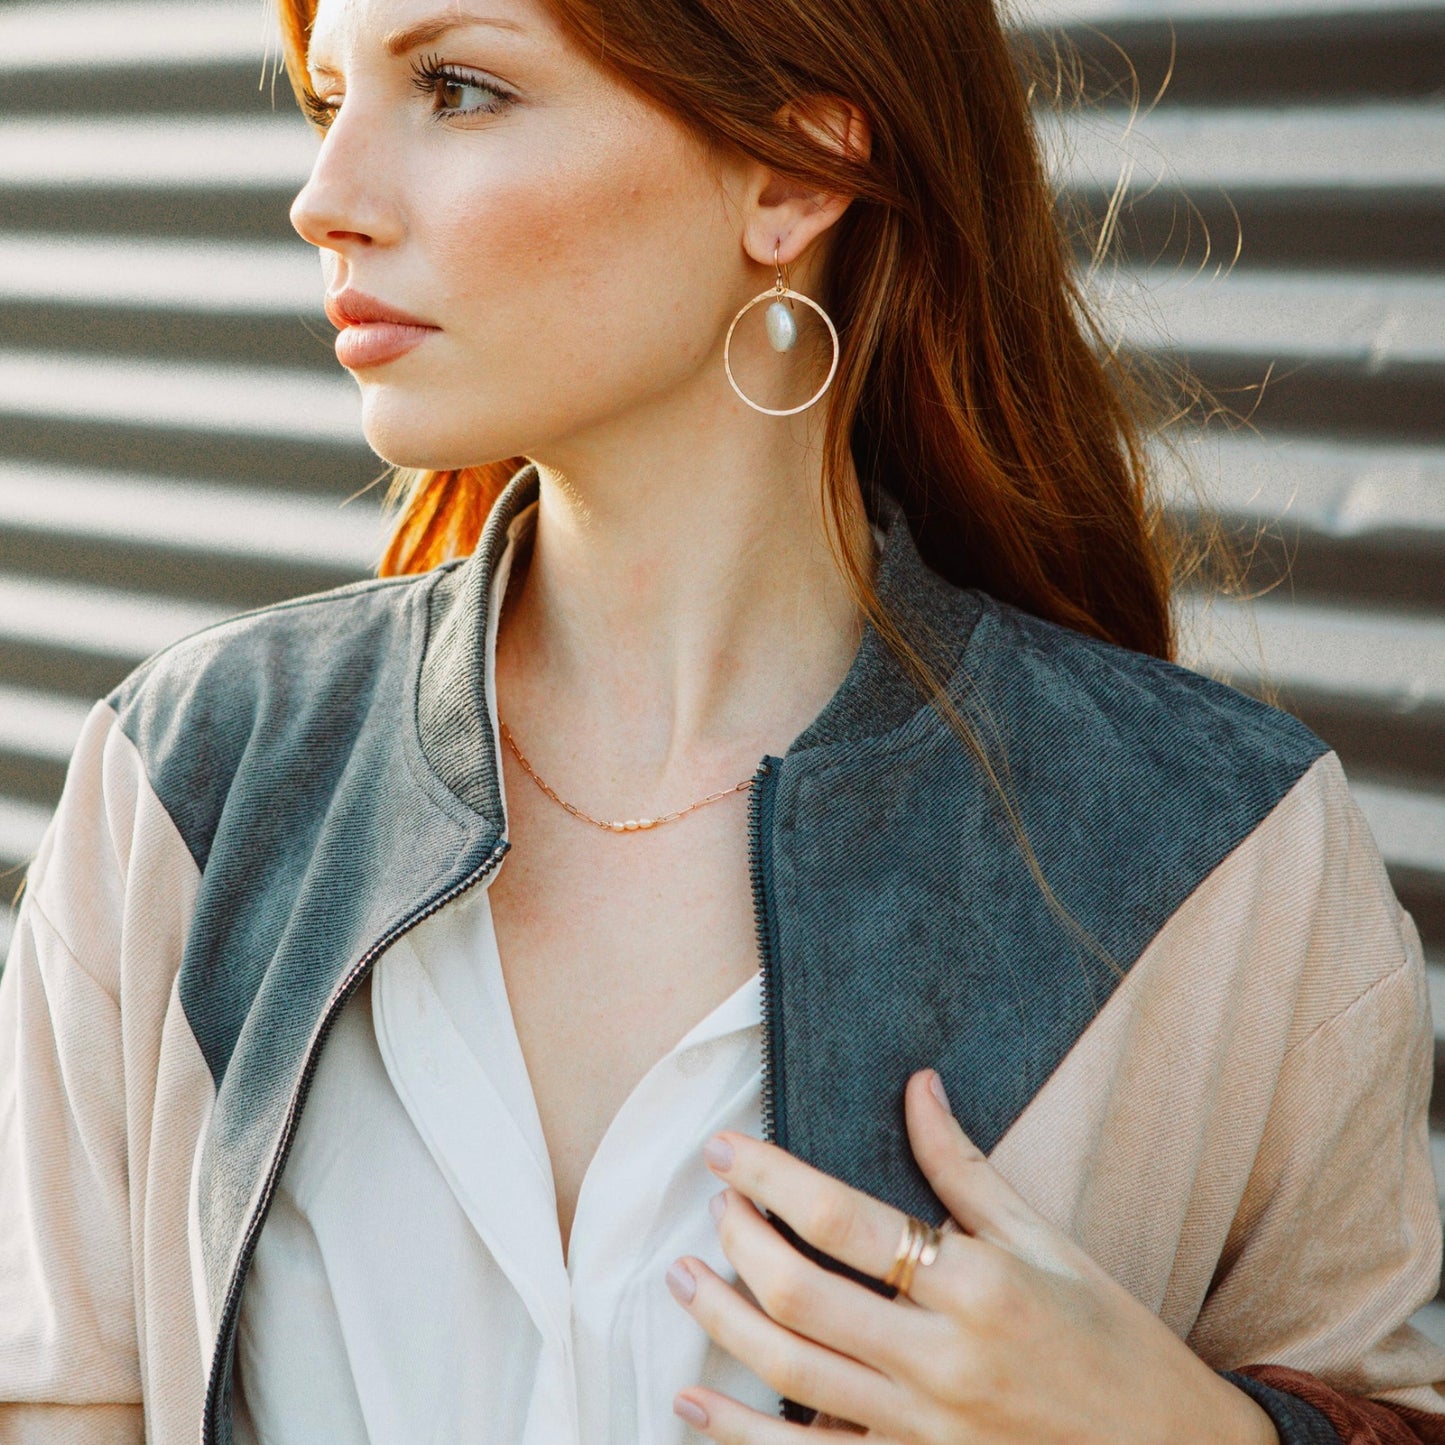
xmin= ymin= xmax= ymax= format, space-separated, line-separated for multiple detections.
xmin=741 ymin=95 xmax=872 ymax=272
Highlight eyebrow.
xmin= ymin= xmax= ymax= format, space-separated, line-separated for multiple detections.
xmin=383 ymin=12 xmax=526 ymax=55
xmin=308 ymin=13 xmax=526 ymax=72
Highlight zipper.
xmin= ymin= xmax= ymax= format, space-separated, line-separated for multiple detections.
xmin=200 ymin=835 xmax=511 ymax=1445
xmin=745 ymin=754 xmax=791 ymax=1421
xmin=746 ymin=755 xmax=783 ymax=1150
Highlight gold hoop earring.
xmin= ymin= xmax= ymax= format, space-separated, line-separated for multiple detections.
xmin=723 ymin=241 xmax=840 ymax=417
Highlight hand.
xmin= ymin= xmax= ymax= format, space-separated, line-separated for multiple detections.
xmin=664 ymin=1068 xmax=1279 ymax=1443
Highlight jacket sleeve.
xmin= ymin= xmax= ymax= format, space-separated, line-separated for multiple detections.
xmin=0 ymin=703 xmax=146 ymax=1443
xmin=1191 ymin=761 xmax=1445 ymax=1444
xmin=1228 ymin=1365 xmax=1445 ymax=1443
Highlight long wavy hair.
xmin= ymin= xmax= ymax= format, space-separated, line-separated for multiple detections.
xmin=274 ymin=0 xmax=1180 ymax=668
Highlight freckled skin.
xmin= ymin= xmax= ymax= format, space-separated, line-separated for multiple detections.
xmin=293 ymin=0 xmax=760 ymax=470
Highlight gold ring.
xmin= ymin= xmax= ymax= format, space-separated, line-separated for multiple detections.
xmin=882 ymin=1215 xmax=944 ymax=1298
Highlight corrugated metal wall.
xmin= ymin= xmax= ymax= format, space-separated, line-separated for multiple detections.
xmin=0 ymin=0 xmax=384 ymax=955
xmin=2 ymin=0 xmax=1442 ymax=1326
xmin=1017 ymin=0 xmax=1445 ymax=1329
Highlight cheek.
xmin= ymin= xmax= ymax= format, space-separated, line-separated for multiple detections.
xmin=420 ymin=123 xmax=729 ymax=381
xmin=429 ymin=168 xmax=615 ymax=328
xmin=355 ymin=108 xmax=739 ymax=468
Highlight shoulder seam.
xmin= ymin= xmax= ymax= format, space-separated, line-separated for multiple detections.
xmin=1267 ymin=749 xmax=1413 ymax=1064
xmin=1284 ymin=944 xmax=1417 ymax=1068
xmin=16 ymin=888 xmax=123 ymax=1006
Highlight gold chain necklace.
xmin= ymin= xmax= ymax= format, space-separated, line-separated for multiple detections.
xmin=499 ymin=719 xmax=756 ymax=833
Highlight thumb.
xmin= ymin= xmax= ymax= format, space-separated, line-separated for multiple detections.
xmin=904 ymin=1068 xmax=1038 ymax=1243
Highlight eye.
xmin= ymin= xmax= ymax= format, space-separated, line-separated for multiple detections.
xmin=408 ymin=51 xmax=513 ymax=119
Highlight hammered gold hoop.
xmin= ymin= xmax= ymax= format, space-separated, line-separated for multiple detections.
xmin=722 ymin=278 xmax=840 ymax=417
xmin=882 ymin=1215 xmax=944 ymax=1299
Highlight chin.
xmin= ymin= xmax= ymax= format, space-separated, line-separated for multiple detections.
xmin=357 ymin=391 xmax=518 ymax=472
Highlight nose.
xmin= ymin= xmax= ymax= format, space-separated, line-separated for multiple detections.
xmin=289 ymin=111 xmax=401 ymax=252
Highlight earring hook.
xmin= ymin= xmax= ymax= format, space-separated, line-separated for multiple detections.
xmin=773 ymin=240 xmax=790 ymax=296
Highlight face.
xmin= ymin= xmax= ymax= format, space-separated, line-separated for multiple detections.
xmin=292 ymin=0 xmax=754 ymax=470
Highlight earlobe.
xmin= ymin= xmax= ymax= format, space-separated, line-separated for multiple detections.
xmin=740 ymin=186 xmax=846 ymax=274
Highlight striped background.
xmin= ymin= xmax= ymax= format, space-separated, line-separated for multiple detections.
xmin=1 ymin=0 xmax=1441 ymax=1340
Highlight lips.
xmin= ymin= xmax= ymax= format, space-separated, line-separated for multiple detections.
xmin=325 ymin=289 xmax=440 ymax=369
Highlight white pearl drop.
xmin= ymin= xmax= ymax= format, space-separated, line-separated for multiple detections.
xmin=765 ymin=299 xmax=799 ymax=353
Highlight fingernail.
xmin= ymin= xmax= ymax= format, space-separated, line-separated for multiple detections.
xmin=930 ymin=1070 xmax=951 ymax=1112
xmin=674 ymin=1395 xmax=709 ymax=1428
xmin=666 ymin=1260 xmax=696 ymax=1304
xmin=709 ymin=1189 xmax=727 ymax=1224
xmin=703 ymin=1135 xmax=734 ymax=1171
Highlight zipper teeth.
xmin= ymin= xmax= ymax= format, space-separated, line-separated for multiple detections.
xmin=746 ymin=755 xmax=792 ymax=1423
xmin=201 ymin=837 xmax=511 ymax=1445
xmin=746 ymin=758 xmax=778 ymax=1148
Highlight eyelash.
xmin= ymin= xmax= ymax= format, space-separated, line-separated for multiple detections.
xmin=409 ymin=51 xmax=514 ymax=119
xmin=300 ymin=52 xmax=514 ymax=129
xmin=300 ymin=88 xmax=337 ymax=128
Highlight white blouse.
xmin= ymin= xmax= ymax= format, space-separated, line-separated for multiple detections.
xmin=233 ymin=500 xmax=783 ymax=1443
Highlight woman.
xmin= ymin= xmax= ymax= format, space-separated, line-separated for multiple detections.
xmin=1 ymin=0 xmax=1441 ymax=1439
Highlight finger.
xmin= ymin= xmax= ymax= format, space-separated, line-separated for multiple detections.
xmin=907 ymin=1070 xmax=1087 ymax=1280
xmin=701 ymin=1130 xmax=973 ymax=1314
xmin=904 ymin=1069 xmax=1040 ymax=1241
xmin=673 ymin=1387 xmax=881 ymax=1442
xmin=670 ymin=1253 xmax=908 ymax=1435
xmin=711 ymin=1186 xmax=954 ymax=1379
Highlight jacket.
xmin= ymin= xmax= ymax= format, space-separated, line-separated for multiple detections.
xmin=2 ymin=461 xmax=1443 ymax=1444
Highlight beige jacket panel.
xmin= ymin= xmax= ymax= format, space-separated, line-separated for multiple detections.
xmin=0 ymin=702 xmax=210 ymax=1442
xmin=992 ymin=751 xmax=1445 ymax=1411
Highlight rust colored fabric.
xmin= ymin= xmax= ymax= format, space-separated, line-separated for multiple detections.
xmin=1240 ymin=1365 xmax=1445 ymax=1443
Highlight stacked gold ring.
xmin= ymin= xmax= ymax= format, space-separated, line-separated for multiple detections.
xmin=883 ymin=1215 xmax=945 ymax=1298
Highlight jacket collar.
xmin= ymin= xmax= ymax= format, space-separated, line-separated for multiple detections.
xmin=416 ymin=461 xmax=984 ymax=826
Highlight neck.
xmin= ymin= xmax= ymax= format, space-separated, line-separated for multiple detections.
xmin=493 ymin=421 xmax=875 ymax=794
